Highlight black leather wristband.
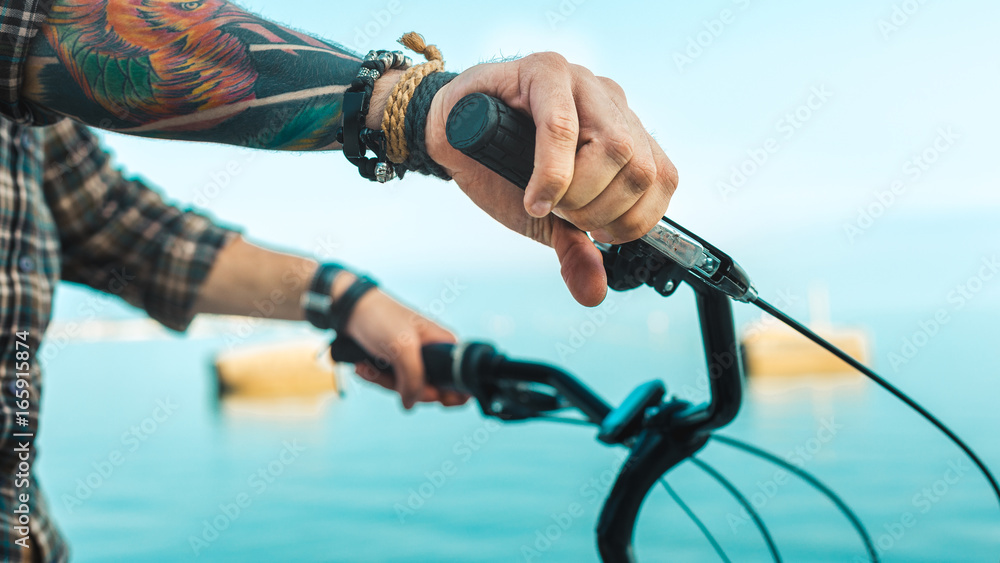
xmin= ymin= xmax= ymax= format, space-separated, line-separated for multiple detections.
xmin=303 ymin=263 xmax=345 ymax=330
xmin=327 ymin=275 xmax=379 ymax=334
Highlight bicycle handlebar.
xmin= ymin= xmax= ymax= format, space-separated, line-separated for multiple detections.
xmin=328 ymin=337 xmax=457 ymax=390
xmin=443 ymin=92 xmax=745 ymax=432
xmin=329 ymin=337 xmax=612 ymax=423
xmin=328 ymin=94 xmax=748 ymax=563
xmin=329 ymin=282 xmax=741 ymax=563
xmin=326 ymin=92 xmax=999 ymax=562
xmin=330 ymin=291 xmax=740 ymax=563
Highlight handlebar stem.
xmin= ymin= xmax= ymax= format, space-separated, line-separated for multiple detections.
xmin=673 ymin=275 xmax=744 ymax=434
xmin=595 ymin=272 xmax=744 ymax=562
xmin=597 ymin=404 xmax=709 ymax=563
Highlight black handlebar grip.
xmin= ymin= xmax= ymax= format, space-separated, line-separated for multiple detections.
xmin=329 ymin=336 xmax=459 ymax=390
xmin=421 ymin=343 xmax=458 ymax=390
xmin=446 ymin=93 xmax=536 ymax=191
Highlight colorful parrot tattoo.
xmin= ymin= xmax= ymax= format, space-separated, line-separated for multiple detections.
xmin=32 ymin=0 xmax=361 ymax=149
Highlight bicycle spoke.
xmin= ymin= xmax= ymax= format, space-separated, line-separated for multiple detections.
xmin=659 ymin=477 xmax=732 ymax=562
xmin=712 ymin=434 xmax=878 ymax=562
xmin=691 ymin=457 xmax=782 ymax=563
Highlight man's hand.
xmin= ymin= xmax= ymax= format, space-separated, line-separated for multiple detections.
xmin=342 ymin=281 xmax=468 ymax=410
xmin=425 ymin=53 xmax=679 ymax=307
xmin=193 ymin=237 xmax=466 ymax=410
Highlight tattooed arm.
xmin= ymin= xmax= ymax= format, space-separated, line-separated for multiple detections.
xmin=24 ymin=0 xmax=679 ymax=308
xmin=23 ymin=0 xmax=378 ymax=150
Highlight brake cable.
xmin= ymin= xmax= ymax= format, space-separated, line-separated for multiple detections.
xmin=751 ymin=297 xmax=1000 ymax=510
xmin=443 ymin=90 xmax=1000 ymax=522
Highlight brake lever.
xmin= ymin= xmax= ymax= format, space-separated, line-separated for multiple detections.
xmin=484 ymin=381 xmax=566 ymax=421
xmin=446 ymin=93 xmax=758 ymax=303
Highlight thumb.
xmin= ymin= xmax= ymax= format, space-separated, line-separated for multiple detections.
xmin=551 ymin=219 xmax=607 ymax=307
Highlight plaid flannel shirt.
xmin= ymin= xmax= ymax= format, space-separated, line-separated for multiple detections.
xmin=0 ymin=1 xmax=239 ymax=560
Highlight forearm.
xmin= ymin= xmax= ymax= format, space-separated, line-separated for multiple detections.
xmin=192 ymin=236 xmax=356 ymax=320
xmin=192 ymin=235 xmax=466 ymax=409
xmin=23 ymin=0 xmax=403 ymax=150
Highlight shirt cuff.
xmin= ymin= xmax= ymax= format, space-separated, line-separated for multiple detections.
xmin=142 ymin=212 xmax=240 ymax=332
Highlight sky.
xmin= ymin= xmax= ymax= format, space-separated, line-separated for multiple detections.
xmin=82 ymin=0 xmax=1000 ymax=285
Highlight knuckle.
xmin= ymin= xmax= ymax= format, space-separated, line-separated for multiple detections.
xmin=662 ymin=159 xmax=680 ymax=195
xmin=570 ymin=63 xmax=596 ymax=80
xmin=598 ymin=76 xmax=627 ymax=99
xmin=600 ymin=130 xmax=634 ymax=169
xmin=537 ymin=165 xmax=575 ymax=195
xmin=625 ymin=155 xmax=657 ymax=197
xmin=532 ymin=51 xmax=570 ymax=70
xmin=545 ymin=111 xmax=580 ymax=146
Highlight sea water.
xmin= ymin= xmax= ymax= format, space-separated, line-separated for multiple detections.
xmin=36 ymin=212 xmax=1000 ymax=562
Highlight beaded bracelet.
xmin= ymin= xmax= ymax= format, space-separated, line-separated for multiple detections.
xmin=337 ymin=49 xmax=412 ymax=183
xmin=337 ymin=33 xmax=458 ymax=183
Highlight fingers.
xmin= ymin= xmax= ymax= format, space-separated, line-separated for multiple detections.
xmin=355 ymin=363 xmax=396 ymax=392
xmin=522 ymin=54 xmax=579 ymax=218
xmin=439 ymin=391 xmax=471 ymax=407
xmin=551 ymin=219 xmax=608 ymax=307
xmin=357 ymin=360 xmax=469 ymax=407
xmin=553 ymin=73 xmax=633 ymax=213
xmin=561 ymin=116 xmax=660 ymax=240
xmin=347 ymin=293 xmax=458 ymax=409
xmin=423 ymin=53 xmax=679 ymax=308
xmin=383 ymin=339 xmax=423 ymax=410
xmin=391 ymin=316 xmax=461 ymax=410
xmin=596 ymin=140 xmax=677 ymax=243
xmin=554 ymin=122 xmax=631 ymax=215
xmin=355 ymin=312 xmax=468 ymax=409
xmin=413 ymin=322 xmax=468 ymax=407
xmin=561 ymin=145 xmax=651 ymax=239
xmin=587 ymin=169 xmax=673 ymax=246
xmin=522 ymin=62 xmax=673 ymax=245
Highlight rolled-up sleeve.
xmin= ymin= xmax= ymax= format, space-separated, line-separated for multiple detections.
xmin=40 ymin=119 xmax=239 ymax=331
